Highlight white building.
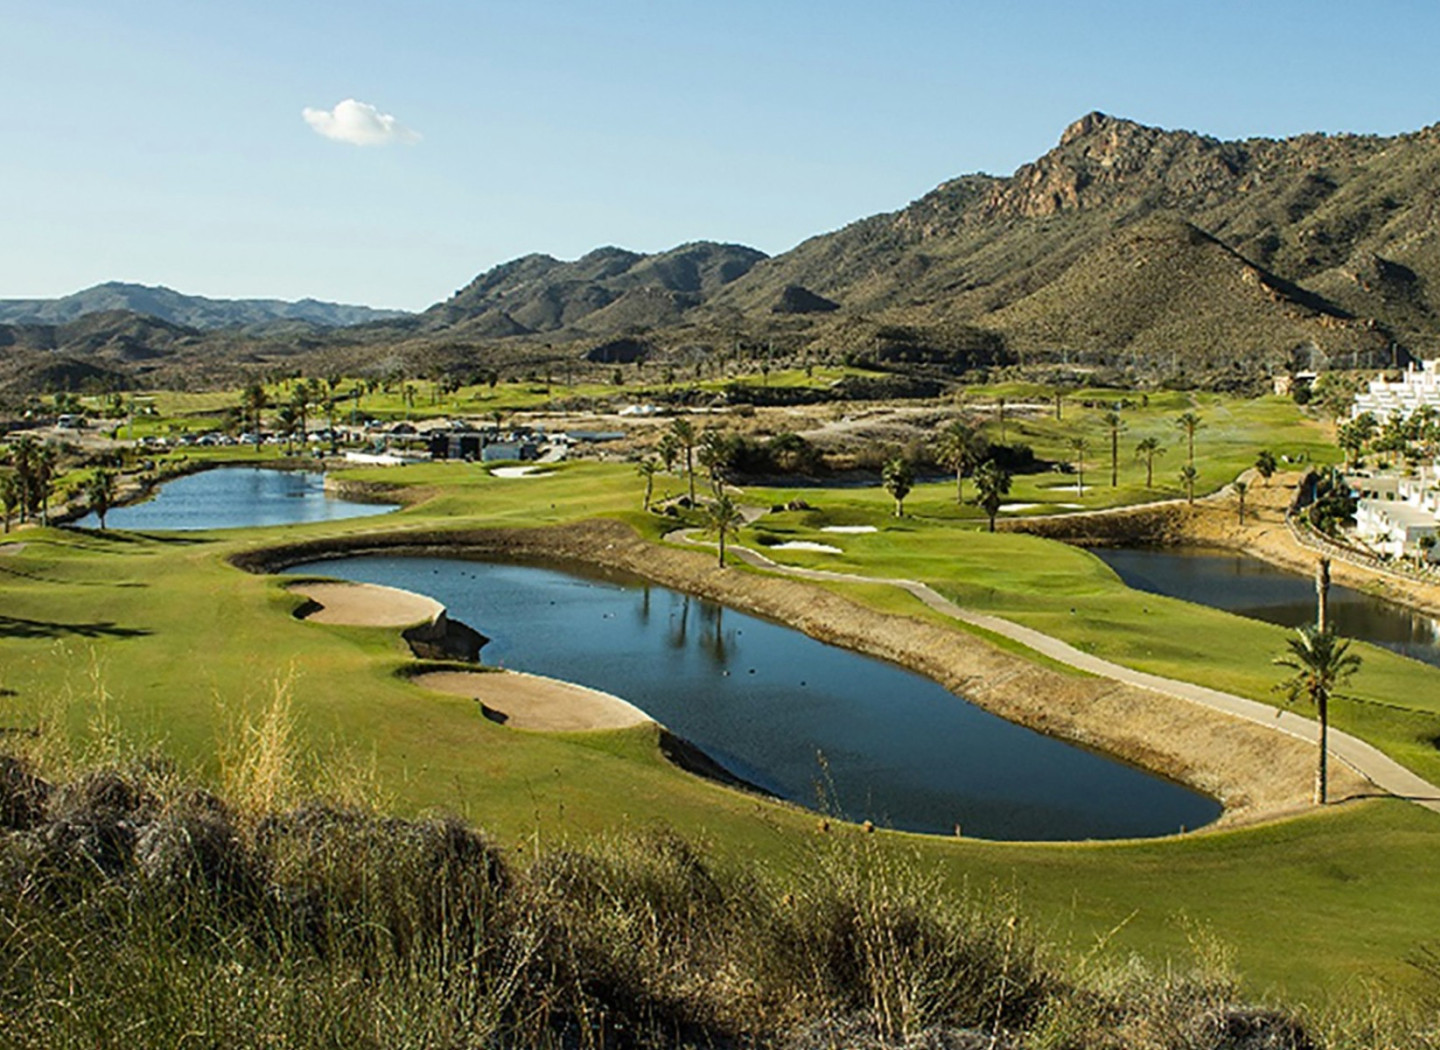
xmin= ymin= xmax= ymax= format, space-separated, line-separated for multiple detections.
xmin=1351 ymin=359 xmax=1440 ymax=420
xmin=1350 ymin=464 xmax=1440 ymax=560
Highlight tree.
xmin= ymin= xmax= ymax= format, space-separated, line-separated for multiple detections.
xmin=1135 ymin=437 xmax=1165 ymax=489
xmin=882 ymin=457 xmax=914 ymax=517
xmin=290 ymin=386 xmax=310 ymax=445
xmin=1234 ymin=479 xmax=1248 ymax=525
xmin=1175 ymin=412 xmax=1203 ymax=466
xmin=1255 ymin=449 xmax=1278 ymax=486
xmin=1274 ymin=626 xmax=1362 ymax=804
xmin=656 ymin=432 xmax=680 ymax=475
xmin=706 ymin=492 xmax=744 ymax=568
xmin=995 ymin=396 xmax=1008 ymax=444
xmin=0 ymin=470 xmax=18 ymax=533
xmin=935 ymin=419 xmax=986 ymax=504
xmin=240 ymin=382 xmax=268 ymax=452
xmin=86 ymin=469 xmax=117 ymax=530
xmin=972 ymin=459 xmax=1011 ymax=533
xmin=635 ymin=457 xmax=658 ymax=511
xmin=275 ymin=405 xmax=299 ymax=456
xmin=1100 ymin=410 xmax=1125 ymax=487
xmin=696 ymin=429 xmax=733 ymax=496
xmin=8 ymin=436 xmax=36 ymax=524
xmin=670 ymin=418 xmax=698 ymax=504
xmin=1068 ymin=435 xmax=1089 ymax=494
xmin=1179 ymin=464 xmax=1198 ymax=506
xmin=33 ymin=442 xmax=57 ymax=525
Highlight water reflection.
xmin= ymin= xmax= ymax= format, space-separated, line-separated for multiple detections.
xmin=287 ymin=555 xmax=1221 ymax=841
xmin=1095 ymin=547 xmax=1440 ymax=668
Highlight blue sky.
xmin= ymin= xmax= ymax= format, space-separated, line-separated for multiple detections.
xmin=4 ymin=0 xmax=1438 ymax=311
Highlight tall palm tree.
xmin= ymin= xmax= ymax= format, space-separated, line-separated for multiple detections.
xmin=696 ymin=429 xmax=731 ymax=496
xmin=1101 ymin=410 xmax=1125 ymax=487
xmin=86 ymin=469 xmax=117 ymax=530
xmin=1175 ymin=412 xmax=1203 ymax=466
xmin=1068 ymin=435 xmax=1089 ymax=494
xmin=1234 ymin=479 xmax=1248 ymax=524
xmin=1274 ymin=626 xmax=1362 ymax=804
xmin=635 ymin=457 xmax=658 ymax=511
xmin=275 ymin=405 xmax=299 ymax=456
xmin=995 ymin=396 xmax=1008 ymax=445
xmin=972 ymin=459 xmax=1012 ymax=533
xmin=1179 ymin=464 xmax=1198 ymax=506
xmin=33 ymin=442 xmax=58 ymax=525
xmin=935 ymin=419 xmax=985 ymax=504
xmin=882 ymin=457 xmax=914 ymax=517
xmin=240 ymin=382 xmax=268 ymax=452
xmin=0 ymin=470 xmax=19 ymax=533
xmin=1135 ymin=437 xmax=1165 ymax=488
xmin=8 ymin=436 xmax=36 ymax=524
xmin=656 ymin=432 xmax=680 ymax=476
xmin=706 ymin=492 xmax=744 ymax=568
xmin=670 ymin=418 xmax=698 ymax=504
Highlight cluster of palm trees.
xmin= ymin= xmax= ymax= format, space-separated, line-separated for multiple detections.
xmin=1336 ymin=405 xmax=1440 ymax=469
xmin=239 ymin=376 xmax=349 ymax=455
xmin=1 ymin=436 xmax=60 ymax=531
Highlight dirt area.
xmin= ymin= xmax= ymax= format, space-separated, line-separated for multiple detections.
xmin=287 ymin=581 xmax=443 ymax=627
xmin=414 ymin=669 xmax=651 ymax=731
xmin=242 ymin=519 xmax=1364 ymax=828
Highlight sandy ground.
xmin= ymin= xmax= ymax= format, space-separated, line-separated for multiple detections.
xmin=490 ymin=465 xmax=551 ymax=479
xmin=414 ymin=669 xmax=652 ymax=731
xmin=0 ymin=542 xmax=24 ymax=555
xmin=288 ymin=581 xmax=443 ymax=626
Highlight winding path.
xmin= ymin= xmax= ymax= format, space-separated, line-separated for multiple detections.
xmin=683 ymin=525 xmax=1440 ymax=817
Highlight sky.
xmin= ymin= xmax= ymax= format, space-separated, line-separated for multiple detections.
xmin=4 ymin=0 xmax=1439 ymax=312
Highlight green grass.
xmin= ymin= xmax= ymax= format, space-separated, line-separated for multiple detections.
xmin=4 ymin=393 xmax=1440 ymax=1007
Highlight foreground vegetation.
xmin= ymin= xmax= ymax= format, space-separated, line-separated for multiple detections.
xmin=3 ymin=744 xmax=1437 ymax=1049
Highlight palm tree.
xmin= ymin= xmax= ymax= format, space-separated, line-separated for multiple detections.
xmin=1175 ymin=412 xmax=1203 ymax=466
xmin=33 ymin=443 xmax=57 ymax=525
xmin=1068 ymin=435 xmax=1089 ymax=494
xmin=1234 ymin=479 xmax=1248 ymax=525
xmin=696 ymin=429 xmax=731 ymax=496
xmin=86 ymin=469 xmax=117 ymax=530
xmin=635 ymin=457 xmax=658 ymax=511
xmin=882 ymin=457 xmax=914 ymax=517
xmin=935 ymin=419 xmax=985 ymax=504
xmin=972 ymin=459 xmax=1012 ymax=532
xmin=290 ymin=386 xmax=310 ymax=446
xmin=8 ymin=436 xmax=36 ymax=524
xmin=0 ymin=470 xmax=18 ymax=533
xmin=1101 ymin=410 xmax=1125 ymax=487
xmin=656 ymin=432 xmax=680 ymax=476
xmin=1274 ymin=626 xmax=1362 ymax=804
xmin=1179 ymin=464 xmax=1198 ymax=506
xmin=275 ymin=405 xmax=299 ymax=456
xmin=1255 ymin=449 xmax=1278 ymax=486
xmin=706 ymin=492 xmax=744 ymax=568
xmin=240 ymin=382 xmax=268 ymax=452
xmin=995 ymin=396 xmax=1008 ymax=445
xmin=1135 ymin=436 xmax=1165 ymax=488
xmin=670 ymin=418 xmax=698 ymax=504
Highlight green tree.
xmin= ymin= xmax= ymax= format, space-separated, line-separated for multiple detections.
xmin=1068 ymin=435 xmax=1089 ymax=494
xmin=1179 ymin=463 xmax=1198 ymax=506
xmin=656 ymin=432 xmax=680 ymax=475
xmin=882 ymin=457 xmax=914 ymax=517
xmin=1101 ymin=410 xmax=1125 ymax=487
xmin=972 ymin=459 xmax=1012 ymax=533
xmin=935 ymin=419 xmax=986 ymax=504
xmin=1175 ymin=412 xmax=1203 ymax=466
xmin=1135 ymin=436 xmax=1165 ymax=489
xmin=635 ymin=457 xmax=658 ymax=511
xmin=86 ymin=469 xmax=117 ymax=530
xmin=1234 ymin=479 xmax=1248 ymax=525
xmin=0 ymin=470 xmax=19 ymax=532
xmin=1255 ymin=449 xmax=1278 ymax=486
xmin=1274 ymin=626 xmax=1362 ymax=804
xmin=240 ymin=382 xmax=269 ymax=452
xmin=275 ymin=405 xmax=299 ymax=456
xmin=33 ymin=442 xmax=58 ymax=525
xmin=706 ymin=492 xmax=744 ymax=568
xmin=696 ymin=429 xmax=733 ymax=496
xmin=670 ymin=418 xmax=698 ymax=504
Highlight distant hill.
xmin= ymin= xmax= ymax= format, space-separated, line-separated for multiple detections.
xmin=0 ymin=282 xmax=411 ymax=329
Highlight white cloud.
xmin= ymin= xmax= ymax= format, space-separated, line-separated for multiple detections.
xmin=302 ymin=99 xmax=420 ymax=146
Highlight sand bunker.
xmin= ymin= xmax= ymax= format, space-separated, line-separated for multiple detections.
xmin=289 ymin=581 xmax=443 ymax=627
xmin=414 ymin=669 xmax=652 ymax=731
xmin=490 ymin=465 xmax=550 ymax=479
xmin=0 ymin=543 xmax=24 ymax=556
xmin=770 ymin=541 xmax=842 ymax=554
xmin=1042 ymin=483 xmax=1092 ymax=494
xmin=821 ymin=525 xmax=877 ymax=534
xmin=1001 ymin=502 xmax=1083 ymax=512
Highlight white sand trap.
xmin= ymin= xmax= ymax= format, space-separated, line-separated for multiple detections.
xmin=0 ymin=543 xmax=24 ymax=555
xmin=414 ymin=669 xmax=651 ymax=731
xmin=490 ymin=465 xmax=550 ymax=478
xmin=1001 ymin=502 xmax=1083 ymax=512
xmin=821 ymin=525 xmax=877 ymax=534
xmin=771 ymin=541 xmax=842 ymax=553
xmin=289 ymin=581 xmax=442 ymax=627
xmin=1042 ymin=483 xmax=1092 ymax=494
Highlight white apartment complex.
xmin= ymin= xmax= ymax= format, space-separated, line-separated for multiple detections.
xmin=1350 ymin=359 xmax=1440 ymax=420
xmin=1350 ymin=467 xmax=1440 ymax=560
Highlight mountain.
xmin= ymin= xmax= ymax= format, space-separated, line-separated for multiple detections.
xmin=0 ymin=282 xmax=412 ymax=329
xmin=424 ymin=242 xmax=768 ymax=333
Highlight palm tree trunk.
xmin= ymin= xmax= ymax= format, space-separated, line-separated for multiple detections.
xmin=955 ymin=469 xmax=963 ymax=504
xmin=1110 ymin=433 xmax=1118 ymax=487
xmin=1315 ymin=691 xmax=1329 ymax=805
xmin=1145 ymin=457 xmax=1154 ymax=488
xmin=1316 ymin=558 xmax=1330 ymax=634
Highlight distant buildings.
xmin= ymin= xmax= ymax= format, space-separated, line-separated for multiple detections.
xmin=1350 ymin=359 xmax=1440 ymax=421
xmin=1349 ymin=468 xmax=1440 ymax=561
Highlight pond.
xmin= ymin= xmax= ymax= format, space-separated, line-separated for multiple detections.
xmin=75 ymin=468 xmax=396 ymax=531
xmin=1093 ymin=547 xmax=1440 ymax=669
xmin=287 ymin=555 xmax=1222 ymax=841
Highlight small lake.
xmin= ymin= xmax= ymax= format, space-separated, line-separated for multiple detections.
xmin=288 ymin=555 xmax=1221 ymax=841
xmin=1094 ymin=547 xmax=1440 ymax=668
xmin=76 ymin=468 xmax=396 ymax=531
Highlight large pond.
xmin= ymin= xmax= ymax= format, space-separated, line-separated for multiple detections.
xmin=288 ymin=555 xmax=1221 ymax=841
xmin=1094 ymin=547 xmax=1440 ymax=668
xmin=76 ymin=468 xmax=396 ymax=531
